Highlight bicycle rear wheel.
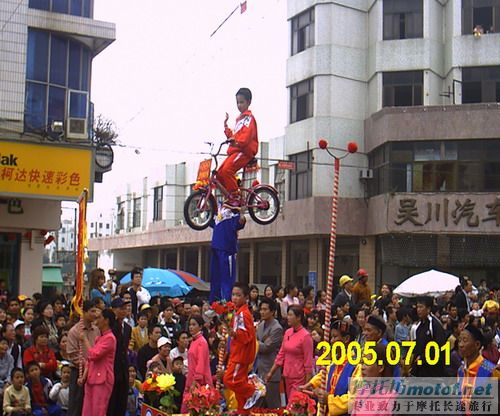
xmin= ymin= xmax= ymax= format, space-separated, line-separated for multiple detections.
xmin=184 ymin=190 xmax=216 ymax=230
xmin=248 ymin=188 xmax=280 ymax=225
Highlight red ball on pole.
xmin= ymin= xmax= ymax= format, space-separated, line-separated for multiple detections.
xmin=318 ymin=139 xmax=328 ymax=149
xmin=347 ymin=141 xmax=358 ymax=153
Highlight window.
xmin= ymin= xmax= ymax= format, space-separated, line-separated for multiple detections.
xmin=106 ymin=224 xmax=110 ymax=229
xmin=289 ymin=151 xmax=312 ymax=200
xmin=462 ymin=0 xmax=500 ymax=35
xmin=25 ymin=29 xmax=91 ymax=133
xmin=462 ymin=66 xmax=500 ymax=103
xmin=133 ymin=198 xmax=141 ymax=228
xmin=291 ymin=8 xmax=314 ymax=55
xmin=368 ymin=140 xmax=500 ymax=196
xmin=116 ymin=202 xmax=125 ymax=231
xmin=383 ymin=71 xmax=423 ymax=107
xmin=383 ymin=0 xmax=423 ymax=40
xmin=290 ymin=79 xmax=314 ymax=123
xmin=29 ymin=0 xmax=93 ymax=18
xmin=89 ymin=223 xmax=93 ymax=228
xmin=98 ymin=223 xmax=102 ymax=229
xmin=153 ymin=186 xmax=163 ymax=221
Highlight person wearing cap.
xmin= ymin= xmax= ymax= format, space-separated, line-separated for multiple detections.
xmin=351 ymin=269 xmax=372 ymax=305
xmin=458 ymin=325 xmax=499 ymax=409
xmin=333 ymin=275 xmax=354 ymax=312
xmin=411 ymin=296 xmax=446 ymax=377
xmin=299 ymin=320 xmax=361 ymax=416
xmin=147 ymin=336 xmax=172 ymax=374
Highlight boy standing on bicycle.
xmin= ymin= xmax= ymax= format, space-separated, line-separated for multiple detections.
xmin=217 ymin=87 xmax=258 ymax=206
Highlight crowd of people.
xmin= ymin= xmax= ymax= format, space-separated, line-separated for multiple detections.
xmin=0 ymin=267 xmax=498 ymax=415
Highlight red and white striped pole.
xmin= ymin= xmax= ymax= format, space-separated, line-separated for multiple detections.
xmin=317 ymin=139 xmax=358 ymax=416
xmin=216 ymin=323 xmax=228 ymax=390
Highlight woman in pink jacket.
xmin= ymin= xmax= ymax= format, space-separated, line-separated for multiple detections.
xmin=80 ymin=309 xmax=117 ymax=416
xmin=265 ymin=305 xmax=313 ymax=400
xmin=181 ymin=315 xmax=212 ymax=412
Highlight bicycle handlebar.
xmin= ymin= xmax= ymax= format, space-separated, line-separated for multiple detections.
xmin=207 ymin=139 xmax=231 ymax=171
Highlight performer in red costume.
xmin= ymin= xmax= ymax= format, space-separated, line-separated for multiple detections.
xmin=218 ymin=87 xmax=258 ymax=206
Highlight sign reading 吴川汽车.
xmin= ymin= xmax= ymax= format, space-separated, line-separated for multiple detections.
xmin=0 ymin=140 xmax=93 ymax=200
xmin=390 ymin=194 xmax=500 ymax=232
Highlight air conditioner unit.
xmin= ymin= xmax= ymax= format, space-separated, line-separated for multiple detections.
xmin=66 ymin=118 xmax=88 ymax=140
xmin=359 ymin=169 xmax=374 ymax=179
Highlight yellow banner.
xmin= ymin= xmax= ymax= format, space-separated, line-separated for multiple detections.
xmin=0 ymin=140 xmax=92 ymax=200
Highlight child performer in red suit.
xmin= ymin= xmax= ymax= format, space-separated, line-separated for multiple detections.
xmin=217 ymin=88 xmax=258 ymax=206
xmin=222 ymin=282 xmax=262 ymax=412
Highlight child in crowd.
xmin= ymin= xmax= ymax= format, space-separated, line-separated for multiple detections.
xmin=25 ymin=361 xmax=61 ymax=416
xmin=54 ymin=315 xmax=67 ymax=337
xmin=221 ymin=282 xmax=260 ymax=411
xmin=49 ymin=363 xmax=70 ymax=413
xmin=0 ymin=337 xmax=14 ymax=392
xmin=3 ymin=367 xmax=31 ymax=416
xmin=126 ymin=365 xmax=140 ymax=416
xmin=129 ymin=312 xmax=149 ymax=352
xmin=172 ymin=356 xmax=186 ymax=412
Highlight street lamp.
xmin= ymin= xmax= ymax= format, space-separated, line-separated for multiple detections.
xmin=317 ymin=138 xmax=358 ymax=416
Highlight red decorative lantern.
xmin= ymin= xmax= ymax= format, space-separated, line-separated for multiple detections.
xmin=347 ymin=141 xmax=358 ymax=153
xmin=318 ymin=139 xmax=328 ymax=149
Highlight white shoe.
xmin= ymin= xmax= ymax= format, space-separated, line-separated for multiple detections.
xmin=244 ymin=386 xmax=263 ymax=409
xmin=243 ymin=374 xmax=266 ymax=409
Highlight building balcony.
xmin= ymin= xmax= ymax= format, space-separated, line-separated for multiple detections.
xmin=364 ymin=103 xmax=500 ymax=153
xmin=27 ymin=8 xmax=115 ymax=55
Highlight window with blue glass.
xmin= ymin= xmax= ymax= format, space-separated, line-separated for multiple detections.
xmin=29 ymin=0 xmax=93 ymax=18
xmin=25 ymin=29 xmax=91 ymax=133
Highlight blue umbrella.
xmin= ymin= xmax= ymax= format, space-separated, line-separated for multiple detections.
xmin=120 ymin=267 xmax=192 ymax=297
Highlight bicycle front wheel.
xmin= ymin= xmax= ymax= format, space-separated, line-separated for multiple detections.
xmin=183 ymin=190 xmax=216 ymax=230
xmin=248 ymin=188 xmax=280 ymax=225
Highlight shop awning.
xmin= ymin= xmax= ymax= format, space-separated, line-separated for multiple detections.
xmin=42 ymin=265 xmax=63 ymax=287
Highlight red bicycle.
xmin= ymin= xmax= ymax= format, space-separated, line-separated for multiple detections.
xmin=183 ymin=140 xmax=280 ymax=230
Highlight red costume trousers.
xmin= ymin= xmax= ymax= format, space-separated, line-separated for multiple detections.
xmin=223 ymin=360 xmax=255 ymax=410
xmin=217 ymin=152 xmax=253 ymax=194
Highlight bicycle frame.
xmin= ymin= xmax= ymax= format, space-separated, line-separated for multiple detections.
xmin=195 ymin=141 xmax=277 ymax=211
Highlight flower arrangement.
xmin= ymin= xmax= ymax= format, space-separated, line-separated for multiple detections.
xmin=211 ymin=300 xmax=235 ymax=321
xmin=141 ymin=373 xmax=179 ymax=414
xmin=183 ymin=383 xmax=222 ymax=416
xmin=285 ymin=391 xmax=316 ymax=416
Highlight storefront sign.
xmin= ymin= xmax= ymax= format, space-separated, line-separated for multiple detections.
xmin=0 ymin=198 xmax=60 ymax=230
xmin=389 ymin=194 xmax=500 ymax=233
xmin=0 ymin=140 xmax=92 ymax=200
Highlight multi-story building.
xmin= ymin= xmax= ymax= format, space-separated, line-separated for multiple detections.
xmin=0 ymin=1 xmax=115 ymax=294
xmin=90 ymin=0 xmax=500 ymax=291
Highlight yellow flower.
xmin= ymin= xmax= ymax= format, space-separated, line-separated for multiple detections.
xmin=156 ymin=373 xmax=176 ymax=391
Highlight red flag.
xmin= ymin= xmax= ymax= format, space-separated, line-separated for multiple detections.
xmin=240 ymin=1 xmax=247 ymax=14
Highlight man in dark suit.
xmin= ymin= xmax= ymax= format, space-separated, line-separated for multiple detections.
xmin=107 ymin=297 xmax=131 ymax=416
xmin=256 ymin=298 xmax=283 ymax=409
xmin=454 ymin=276 xmax=472 ymax=315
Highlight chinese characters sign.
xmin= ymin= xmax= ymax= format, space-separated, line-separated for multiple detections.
xmin=0 ymin=140 xmax=92 ymax=200
xmin=389 ymin=194 xmax=500 ymax=233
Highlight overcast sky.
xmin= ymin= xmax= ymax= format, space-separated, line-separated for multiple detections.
xmin=88 ymin=0 xmax=287 ymax=212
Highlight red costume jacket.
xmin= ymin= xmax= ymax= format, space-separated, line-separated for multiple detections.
xmin=228 ymin=303 xmax=256 ymax=365
xmin=224 ymin=110 xmax=258 ymax=158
